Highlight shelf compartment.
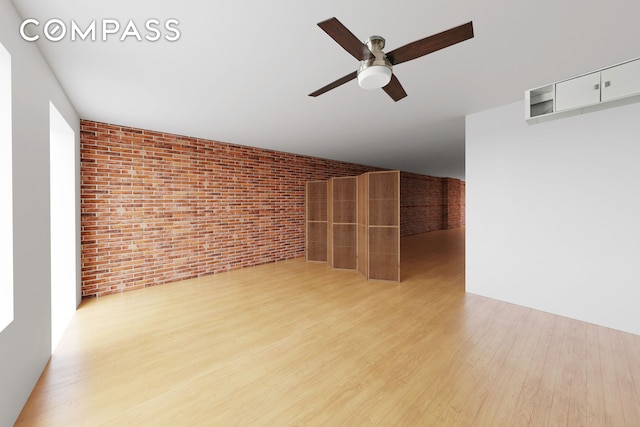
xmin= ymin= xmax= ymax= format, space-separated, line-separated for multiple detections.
xmin=528 ymin=84 xmax=554 ymax=118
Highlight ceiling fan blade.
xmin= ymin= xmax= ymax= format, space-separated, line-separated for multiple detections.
xmin=386 ymin=21 xmax=474 ymax=66
xmin=317 ymin=17 xmax=374 ymax=61
xmin=382 ymin=74 xmax=408 ymax=102
xmin=309 ymin=71 xmax=358 ymax=97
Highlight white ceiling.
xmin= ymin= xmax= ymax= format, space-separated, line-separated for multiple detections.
xmin=10 ymin=0 xmax=640 ymax=180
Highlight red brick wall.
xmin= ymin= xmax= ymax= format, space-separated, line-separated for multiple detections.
xmin=445 ymin=178 xmax=466 ymax=229
xmin=81 ymin=120 xmax=465 ymax=297
xmin=400 ymin=173 xmax=465 ymax=236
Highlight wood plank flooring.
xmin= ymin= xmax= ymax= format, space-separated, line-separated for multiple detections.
xmin=16 ymin=227 xmax=640 ymax=426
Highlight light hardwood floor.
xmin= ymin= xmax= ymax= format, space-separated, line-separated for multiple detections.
xmin=17 ymin=227 xmax=640 ymax=426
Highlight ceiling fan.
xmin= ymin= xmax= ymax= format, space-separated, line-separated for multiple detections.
xmin=309 ymin=18 xmax=474 ymax=102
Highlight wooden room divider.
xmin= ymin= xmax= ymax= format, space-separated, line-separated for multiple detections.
xmin=366 ymin=171 xmax=400 ymax=281
xmin=329 ymin=176 xmax=358 ymax=270
xmin=357 ymin=173 xmax=368 ymax=278
xmin=305 ymin=180 xmax=328 ymax=262
xmin=305 ymin=171 xmax=400 ymax=281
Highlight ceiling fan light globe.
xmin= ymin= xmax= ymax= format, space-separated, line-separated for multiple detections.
xmin=357 ymin=65 xmax=392 ymax=90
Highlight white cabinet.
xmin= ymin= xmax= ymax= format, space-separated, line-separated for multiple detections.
xmin=555 ymin=72 xmax=601 ymax=111
xmin=525 ymin=57 xmax=640 ymax=124
xmin=601 ymin=58 xmax=640 ymax=102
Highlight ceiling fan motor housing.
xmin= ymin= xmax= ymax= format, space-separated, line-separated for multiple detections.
xmin=357 ymin=36 xmax=393 ymax=90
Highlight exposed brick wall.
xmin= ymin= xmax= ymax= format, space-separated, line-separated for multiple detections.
xmin=81 ymin=120 xmax=465 ymax=297
xmin=460 ymin=181 xmax=466 ymax=226
xmin=400 ymin=173 xmax=465 ymax=236
xmin=445 ymin=178 xmax=466 ymax=229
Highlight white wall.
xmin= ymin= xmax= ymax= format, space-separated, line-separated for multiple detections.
xmin=0 ymin=2 xmax=80 ymax=426
xmin=466 ymin=99 xmax=640 ymax=336
xmin=0 ymin=36 xmax=13 ymax=334
xmin=50 ymin=103 xmax=78 ymax=353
